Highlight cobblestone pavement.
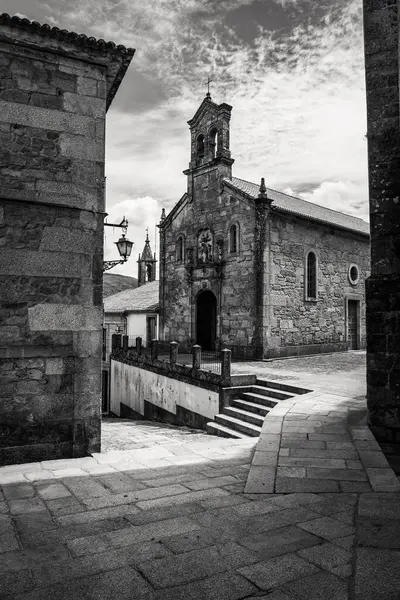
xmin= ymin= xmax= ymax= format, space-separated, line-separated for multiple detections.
xmin=1 ymin=351 xmax=400 ymax=600
xmin=231 ymin=350 xmax=367 ymax=398
xmin=101 ymin=418 xmax=210 ymax=452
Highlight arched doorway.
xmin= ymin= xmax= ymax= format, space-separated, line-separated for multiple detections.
xmin=196 ymin=290 xmax=217 ymax=350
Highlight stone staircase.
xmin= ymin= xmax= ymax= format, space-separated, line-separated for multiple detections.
xmin=206 ymin=378 xmax=310 ymax=439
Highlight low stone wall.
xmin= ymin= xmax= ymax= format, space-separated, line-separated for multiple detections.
xmin=110 ymin=358 xmax=220 ymax=430
xmin=264 ymin=341 xmax=350 ymax=360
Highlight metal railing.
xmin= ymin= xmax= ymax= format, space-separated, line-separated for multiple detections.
xmin=200 ymin=350 xmax=222 ymax=374
xmin=111 ymin=335 xmax=232 ymax=385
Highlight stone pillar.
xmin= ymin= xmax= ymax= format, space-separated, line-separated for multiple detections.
xmin=135 ymin=337 xmax=142 ymax=354
xmin=158 ymin=214 xmax=166 ymax=342
xmin=122 ymin=335 xmax=128 ymax=352
xmin=0 ymin=14 xmax=134 ymax=464
xmin=363 ymin=0 xmax=400 ymax=437
xmin=192 ymin=344 xmax=201 ymax=370
xmin=170 ymin=341 xmax=178 ymax=367
xmin=221 ymin=348 xmax=231 ymax=386
xmin=111 ymin=334 xmax=119 ymax=351
xmin=112 ymin=335 xmax=122 ymax=353
xmin=253 ymin=180 xmax=273 ymax=358
xmin=151 ymin=339 xmax=158 ymax=360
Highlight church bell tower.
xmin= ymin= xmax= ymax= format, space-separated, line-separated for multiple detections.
xmin=137 ymin=230 xmax=157 ymax=287
xmin=183 ymin=89 xmax=234 ymax=202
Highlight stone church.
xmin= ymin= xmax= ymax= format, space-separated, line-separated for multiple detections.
xmin=158 ymin=93 xmax=370 ymax=359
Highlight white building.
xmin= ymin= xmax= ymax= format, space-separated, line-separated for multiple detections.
xmin=103 ymin=279 xmax=159 ymax=358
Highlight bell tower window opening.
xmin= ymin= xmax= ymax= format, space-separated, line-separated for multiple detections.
xmin=197 ymin=134 xmax=205 ymax=160
xmin=146 ymin=264 xmax=153 ymax=281
xmin=209 ymin=128 xmax=218 ymax=159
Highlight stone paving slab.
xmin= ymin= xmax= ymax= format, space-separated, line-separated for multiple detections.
xmin=1 ymin=365 xmax=400 ymax=600
xmin=245 ymin=390 xmax=400 ymax=495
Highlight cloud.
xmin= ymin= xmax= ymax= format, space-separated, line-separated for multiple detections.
xmin=35 ymin=0 xmax=369 ymax=274
xmin=103 ymin=196 xmax=161 ymax=278
xmin=283 ymin=179 xmax=370 ymax=222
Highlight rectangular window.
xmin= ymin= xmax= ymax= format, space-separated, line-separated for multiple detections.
xmin=307 ymin=252 xmax=317 ymax=299
xmin=230 ymin=225 xmax=237 ymax=253
xmin=102 ymin=327 xmax=107 ymax=361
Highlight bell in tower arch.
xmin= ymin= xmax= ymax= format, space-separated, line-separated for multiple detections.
xmin=197 ymin=134 xmax=205 ymax=160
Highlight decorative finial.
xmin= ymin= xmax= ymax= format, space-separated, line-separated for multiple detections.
xmin=257 ymin=177 xmax=273 ymax=206
xmin=145 ymin=227 xmax=149 ymax=242
xmin=205 ymin=76 xmax=213 ymax=99
xmin=258 ymin=177 xmax=267 ymax=199
xmin=160 ymin=208 xmax=166 ymax=223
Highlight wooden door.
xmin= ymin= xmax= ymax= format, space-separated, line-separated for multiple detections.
xmin=348 ymin=300 xmax=358 ymax=350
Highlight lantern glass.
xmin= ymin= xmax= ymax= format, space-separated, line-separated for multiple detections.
xmin=115 ymin=234 xmax=133 ymax=260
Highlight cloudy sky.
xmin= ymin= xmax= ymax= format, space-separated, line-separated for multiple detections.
xmin=5 ymin=0 xmax=368 ymax=278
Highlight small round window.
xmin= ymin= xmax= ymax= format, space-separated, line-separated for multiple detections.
xmin=348 ymin=264 xmax=360 ymax=285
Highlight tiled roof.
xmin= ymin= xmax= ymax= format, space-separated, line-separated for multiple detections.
xmin=0 ymin=13 xmax=134 ymax=55
xmin=104 ymin=280 xmax=159 ymax=313
xmin=224 ymin=177 xmax=370 ymax=236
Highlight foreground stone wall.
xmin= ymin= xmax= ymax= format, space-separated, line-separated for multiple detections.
xmin=363 ymin=0 xmax=400 ymax=435
xmin=0 ymin=15 xmax=133 ymax=464
xmin=266 ymin=212 xmax=370 ymax=357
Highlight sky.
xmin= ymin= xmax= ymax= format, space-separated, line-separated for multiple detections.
xmin=4 ymin=0 xmax=368 ymax=278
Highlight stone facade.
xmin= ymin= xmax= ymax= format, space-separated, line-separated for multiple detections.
xmin=363 ymin=0 xmax=400 ymax=436
xmin=0 ymin=14 xmax=134 ymax=464
xmin=159 ymin=94 xmax=370 ymax=358
xmin=266 ymin=213 xmax=370 ymax=357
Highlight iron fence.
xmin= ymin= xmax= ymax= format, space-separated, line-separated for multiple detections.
xmin=200 ymin=350 xmax=222 ymax=374
xmin=115 ymin=334 xmax=263 ymax=363
xmin=111 ymin=334 xmax=232 ymax=385
xmin=156 ymin=340 xmax=174 ymax=357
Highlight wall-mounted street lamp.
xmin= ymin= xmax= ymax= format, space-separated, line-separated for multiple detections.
xmin=103 ymin=215 xmax=134 ymax=271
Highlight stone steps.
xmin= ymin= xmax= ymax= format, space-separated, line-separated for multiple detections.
xmin=223 ymin=406 xmax=265 ymax=427
xmin=256 ymin=378 xmax=311 ymax=396
xmin=214 ymin=414 xmax=262 ymax=437
xmin=206 ymin=422 xmax=248 ymax=439
xmin=250 ymin=384 xmax=294 ymax=401
xmin=206 ymin=378 xmax=309 ymax=440
xmin=231 ymin=398 xmax=271 ymax=417
xmin=240 ymin=392 xmax=279 ymax=408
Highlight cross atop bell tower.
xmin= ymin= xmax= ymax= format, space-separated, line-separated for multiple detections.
xmin=205 ymin=77 xmax=212 ymax=99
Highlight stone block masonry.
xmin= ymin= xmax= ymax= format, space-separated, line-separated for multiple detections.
xmin=363 ymin=0 xmax=400 ymax=437
xmin=0 ymin=13 xmax=134 ymax=464
xmin=266 ymin=212 xmax=370 ymax=357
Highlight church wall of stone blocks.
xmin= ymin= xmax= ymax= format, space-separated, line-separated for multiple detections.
xmin=160 ymin=184 xmax=256 ymax=348
xmin=158 ymin=93 xmax=370 ymax=358
xmin=266 ymin=212 xmax=369 ymax=357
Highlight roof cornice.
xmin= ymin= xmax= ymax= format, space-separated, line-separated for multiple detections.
xmin=0 ymin=13 xmax=134 ymax=56
xmin=0 ymin=13 xmax=135 ymax=111
xmin=158 ymin=193 xmax=188 ymax=229
xmin=222 ymin=178 xmax=255 ymax=203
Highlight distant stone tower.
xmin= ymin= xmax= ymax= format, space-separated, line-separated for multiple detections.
xmin=137 ymin=229 xmax=157 ymax=287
